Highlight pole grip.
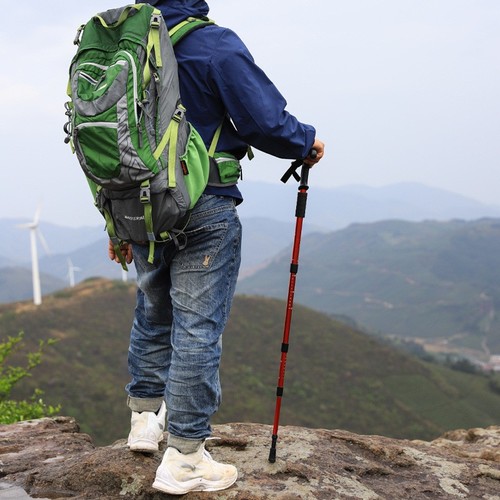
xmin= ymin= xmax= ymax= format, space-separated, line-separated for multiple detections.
xmin=300 ymin=148 xmax=317 ymax=186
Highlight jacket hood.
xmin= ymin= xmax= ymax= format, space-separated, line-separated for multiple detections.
xmin=140 ymin=0 xmax=210 ymax=28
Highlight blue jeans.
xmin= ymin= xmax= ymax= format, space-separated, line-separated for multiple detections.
xmin=126 ymin=195 xmax=242 ymax=442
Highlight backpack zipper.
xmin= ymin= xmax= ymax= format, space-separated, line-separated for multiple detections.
xmin=78 ymin=72 xmax=98 ymax=85
xmin=116 ymin=50 xmax=139 ymax=127
xmin=75 ymin=122 xmax=118 ymax=136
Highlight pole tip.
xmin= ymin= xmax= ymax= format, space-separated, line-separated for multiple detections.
xmin=268 ymin=434 xmax=278 ymax=463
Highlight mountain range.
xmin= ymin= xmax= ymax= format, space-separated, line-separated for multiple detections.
xmin=238 ymin=217 xmax=500 ymax=366
xmin=236 ymin=181 xmax=500 ymax=228
xmin=3 ymin=182 xmax=500 ymax=303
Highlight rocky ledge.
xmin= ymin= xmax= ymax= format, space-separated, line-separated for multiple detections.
xmin=0 ymin=417 xmax=499 ymax=499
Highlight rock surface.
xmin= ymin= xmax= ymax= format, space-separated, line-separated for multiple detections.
xmin=0 ymin=417 xmax=499 ymax=499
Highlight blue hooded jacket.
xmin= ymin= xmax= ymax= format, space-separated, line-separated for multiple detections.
xmin=144 ymin=0 xmax=316 ymax=197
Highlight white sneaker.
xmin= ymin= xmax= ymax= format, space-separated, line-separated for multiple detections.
xmin=127 ymin=401 xmax=166 ymax=453
xmin=152 ymin=444 xmax=238 ymax=495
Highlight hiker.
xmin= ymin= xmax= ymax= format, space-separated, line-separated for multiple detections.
xmin=108 ymin=0 xmax=325 ymax=494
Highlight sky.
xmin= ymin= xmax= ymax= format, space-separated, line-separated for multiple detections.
xmin=1 ymin=1 xmax=499 ymax=227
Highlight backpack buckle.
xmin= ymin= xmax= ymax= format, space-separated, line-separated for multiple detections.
xmin=151 ymin=14 xmax=161 ymax=29
xmin=140 ymin=183 xmax=151 ymax=203
xmin=172 ymin=107 xmax=185 ymax=123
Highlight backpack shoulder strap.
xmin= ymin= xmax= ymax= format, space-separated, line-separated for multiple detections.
xmin=169 ymin=17 xmax=229 ymax=165
xmin=169 ymin=17 xmax=215 ymax=46
xmin=169 ymin=17 xmax=221 ymax=153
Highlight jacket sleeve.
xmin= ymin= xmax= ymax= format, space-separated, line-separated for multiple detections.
xmin=210 ymin=28 xmax=316 ymax=160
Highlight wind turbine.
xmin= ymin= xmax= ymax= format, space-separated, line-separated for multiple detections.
xmin=17 ymin=207 xmax=49 ymax=306
xmin=67 ymin=258 xmax=81 ymax=288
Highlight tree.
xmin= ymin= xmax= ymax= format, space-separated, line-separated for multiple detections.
xmin=0 ymin=332 xmax=61 ymax=424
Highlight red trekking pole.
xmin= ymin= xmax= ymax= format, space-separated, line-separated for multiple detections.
xmin=268 ymin=151 xmax=315 ymax=463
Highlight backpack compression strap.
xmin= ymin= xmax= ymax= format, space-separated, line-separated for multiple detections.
xmin=142 ymin=119 xmax=222 ymax=265
xmin=144 ymin=9 xmax=163 ymax=89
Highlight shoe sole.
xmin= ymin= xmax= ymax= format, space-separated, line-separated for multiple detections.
xmin=128 ymin=438 xmax=161 ymax=453
xmin=152 ymin=474 xmax=237 ymax=495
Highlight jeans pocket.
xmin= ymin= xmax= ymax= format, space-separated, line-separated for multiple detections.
xmin=179 ymin=222 xmax=228 ymax=271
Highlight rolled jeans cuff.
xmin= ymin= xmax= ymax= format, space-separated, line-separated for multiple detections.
xmin=127 ymin=395 xmax=164 ymax=413
xmin=168 ymin=434 xmax=204 ymax=454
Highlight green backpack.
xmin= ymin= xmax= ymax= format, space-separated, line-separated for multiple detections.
xmin=64 ymin=3 xmax=230 ymax=269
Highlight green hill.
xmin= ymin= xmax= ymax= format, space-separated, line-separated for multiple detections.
xmin=2 ymin=278 xmax=500 ymax=446
xmin=238 ymin=218 xmax=500 ymax=362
